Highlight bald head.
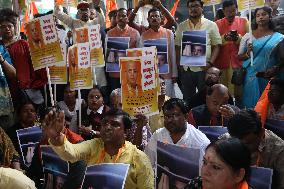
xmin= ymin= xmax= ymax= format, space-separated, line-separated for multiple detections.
xmin=206 ymin=84 xmax=230 ymax=116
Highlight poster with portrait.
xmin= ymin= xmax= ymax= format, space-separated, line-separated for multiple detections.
xmin=41 ymin=145 xmax=69 ymax=189
xmin=203 ymin=0 xmax=222 ymax=6
xmin=180 ymin=30 xmax=207 ymax=66
xmin=74 ymin=27 xmax=89 ymax=43
xmin=120 ymin=56 xmax=159 ymax=117
xmin=25 ymin=14 xmax=63 ymax=70
xmin=49 ymin=29 xmax=68 ymax=84
xmin=143 ymin=38 xmax=169 ymax=74
xmin=82 ymin=163 xmax=129 ymax=189
xmin=237 ymin=0 xmax=265 ymax=11
xmin=68 ymin=43 xmax=93 ymax=91
xmin=106 ymin=37 xmax=130 ymax=72
xmin=156 ymin=141 xmax=201 ymax=189
xmin=16 ymin=126 xmax=42 ymax=167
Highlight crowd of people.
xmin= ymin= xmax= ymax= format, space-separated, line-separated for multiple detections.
xmin=0 ymin=0 xmax=284 ymax=188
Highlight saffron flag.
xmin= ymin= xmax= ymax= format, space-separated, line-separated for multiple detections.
xmin=106 ymin=0 xmax=118 ymax=28
xmin=170 ymin=0 xmax=180 ymax=16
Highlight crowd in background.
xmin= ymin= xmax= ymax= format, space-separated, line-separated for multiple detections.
xmin=0 ymin=0 xmax=284 ymax=188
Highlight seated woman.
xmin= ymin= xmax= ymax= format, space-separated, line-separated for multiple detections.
xmin=6 ymin=101 xmax=38 ymax=155
xmin=79 ymin=85 xmax=110 ymax=140
xmin=0 ymin=127 xmax=21 ymax=170
xmin=185 ymin=138 xmax=252 ymax=189
xmin=57 ymin=84 xmax=83 ymax=134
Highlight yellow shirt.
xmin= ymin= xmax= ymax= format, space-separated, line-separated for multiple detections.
xmin=0 ymin=167 xmax=36 ymax=189
xmin=175 ymin=17 xmax=222 ymax=72
xmin=50 ymin=138 xmax=154 ymax=189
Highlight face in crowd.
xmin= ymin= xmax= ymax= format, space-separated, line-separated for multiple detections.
xmin=267 ymin=0 xmax=280 ymax=10
xmin=223 ymin=3 xmax=237 ymax=23
xmin=78 ymin=7 xmax=90 ymax=22
xmin=0 ymin=20 xmax=15 ymax=39
xmin=255 ymin=8 xmax=271 ymax=27
xmin=148 ymin=10 xmax=162 ymax=28
xmin=63 ymin=85 xmax=76 ymax=106
xmin=126 ymin=61 xmax=138 ymax=89
xmin=205 ymin=67 xmax=221 ymax=87
xmin=187 ymin=0 xmax=203 ymax=19
xmin=19 ymin=103 xmax=37 ymax=128
xmin=116 ymin=9 xmax=128 ymax=29
xmin=87 ymin=88 xmax=104 ymax=111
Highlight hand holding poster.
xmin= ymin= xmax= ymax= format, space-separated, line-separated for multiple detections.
xmin=69 ymin=43 xmax=93 ymax=90
xmin=82 ymin=163 xmax=130 ymax=189
xmin=143 ymin=38 xmax=169 ymax=74
xmin=106 ymin=37 xmax=130 ymax=72
xmin=180 ymin=30 xmax=207 ymax=66
xmin=237 ymin=0 xmax=265 ymax=11
xmin=120 ymin=56 xmax=158 ymax=117
xmin=25 ymin=14 xmax=63 ymax=70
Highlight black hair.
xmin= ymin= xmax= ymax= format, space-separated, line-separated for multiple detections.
xmin=252 ymin=6 xmax=274 ymax=30
xmin=222 ymin=0 xmax=237 ymax=10
xmin=0 ymin=8 xmax=19 ymax=27
xmin=117 ymin=8 xmax=127 ymax=13
xmin=207 ymin=138 xmax=251 ymax=181
xmin=103 ymin=108 xmax=133 ymax=130
xmin=227 ymin=109 xmax=262 ymax=138
xmin=216 ymin=8 xmax=225 ymax=20
xmin=187 ymin=0 xmax=204 ymax=8
xmin=148 ymin=7 xmax=161 ymax=18
xmin=85 ymin=85 xmax=106 ymax=101
xmin=162 ymin=98 xmax=189 ymax=114
xmin=16 ymin=101 xmax=36 ymax=117
xmin=270 ymin=78 xmax=284 ymax=91
xmin=108 ymin=10 xmax=117 ymax=18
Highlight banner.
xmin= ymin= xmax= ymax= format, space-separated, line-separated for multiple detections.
xmin=106 ymin=37 xmax=130 ymax=72
xmin=69 ymin=43 xmax=93 ymax=90
xmin=203 ymin=0 xmax=222 ymax=6
xmin=55 ymin=0 xmax=78 ymax=7
xmin=82 ymin=163 xmax=129 ymax=189
xmin=89 ymin=25 xmax=105 ymax=67
xmin=25 ymin=14 xmax=63 ymax=70
xmin=50 ymin=29 xmax=68 ymax=84
xmin=120 ymin=56 xmax=158 ymax=117
xmin=237 ymin=0 xmax=265 ymax=11
xmin=16 ymin=126 xmax=42 ymax=166
xmin=157 ymin=141 xmax=201 ymax=188
xmin=41 ymin=145 xmax=69 ymax=188
xmin=143 ymin=38 xmax=169 ymax=74
xmin=180 ymin=30 xmax=207 ymax=66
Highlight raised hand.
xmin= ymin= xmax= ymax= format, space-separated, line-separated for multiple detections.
xmin=42 ymin=109 xmax=65 ymax=146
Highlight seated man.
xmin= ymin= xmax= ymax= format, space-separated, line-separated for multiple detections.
xmin=222 ymin=109 xmax=284 ymax=189
xmin=188 ymin=84 xmax=239 ymax=126
xmin=268 ymin=79 xmax=284 ymax=120
xmin=145 ymin=98 xmax=210 ymax=167
xmin=187 ymin=67 xmax=234 ymax=109
xmin=42 ymin=108 xmax=154 ymax=189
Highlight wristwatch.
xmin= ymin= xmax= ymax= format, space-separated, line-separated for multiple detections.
xmin=90 ymin=130 xmax=99 ymax=137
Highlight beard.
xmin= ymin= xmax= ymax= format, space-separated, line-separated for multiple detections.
xmin=205 ymin=79 xmax=218 ymax=87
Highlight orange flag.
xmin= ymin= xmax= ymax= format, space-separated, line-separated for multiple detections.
xmin=170 ymin=0 xmax=180 ymax=16
xmin=255 ymin=82 xmax=271 ymax=127
xmin=20 ymin=2 xmax=39 ymax=33
xmin=106 ymin=0 xmax=118 ymax=28
xmin=55 ymin=0 xmax=64 ymax=5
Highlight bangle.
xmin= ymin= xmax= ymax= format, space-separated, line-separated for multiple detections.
xmin=0 ymin=59 xmax=5 ymax=65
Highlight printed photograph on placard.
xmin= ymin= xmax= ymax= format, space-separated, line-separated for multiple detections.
xmin=180 ymin=30 xmax=207 ymax=66
xmin=106 ymin=37 xmax=130 ymax=72
xmin=143 ymin=38 xmax=169 ymax=74
xmin=156 ymin=141 xmax=201 ymax=189
xmin=82 ymin=163 xmax=129 ymax=189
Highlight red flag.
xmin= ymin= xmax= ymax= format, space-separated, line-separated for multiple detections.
xmin=170 ymin=0 xmax=180 ymax=16
xmin=106 ymin=0 xmax=118 ymax=28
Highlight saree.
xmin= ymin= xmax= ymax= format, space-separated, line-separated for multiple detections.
xmin=242 ymin=32 xmax=284 ymax=108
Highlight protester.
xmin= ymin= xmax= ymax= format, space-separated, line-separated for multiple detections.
xmin=214 ymin=8 xmax=225 ymax=21
xmin=267 ymin=79 xmax=284 ymax=120
xmin=6 ymin=101 xmax=38 ymax=156
xmin=145 ymin=98 xmax=210 ymax=167
xmin=185 ymin=138 xmax=252 ymax=189
xmin=105 ymin=10 xmax=117 ymax=33
xmin=0 ymin=8 xmax=47 ymax=114
xmin=79 ymin=86 xmax=110 ymax=140
xmin=109 ymin=88 xmax=122 ymax=109
xmin=215 ymin=0 xmax=249 ymax=106
xmin=238 ymin=6 xmax=284 ymax=108
xmin=128 ymin=0 xmax=177 ymax=34
xmin=175 ymin=0 xmax=222 ymax=103
xmin=54 ymin=1 xmax=107 ymax=89
xmin=222 ymin=109 xmax=284 ymax=189
xmin=0 ymin=167 xmax=36 ymax=189
xmin=188 ymin=84 xmax=239 ymax=126
xmin=42 ymin=108 xmax=154 ymax=189
xmin=140 ymin=7 xmax=178 ymax=97
xmin=0 ymin=127 xmax=21 ymax=170
xmin=57 ymin=84 xmax=83 ymax=134
xmin=266 ymin=0 xmax=284 ymax=17
xmin=106 ymin=8 xmax=140 ymax=92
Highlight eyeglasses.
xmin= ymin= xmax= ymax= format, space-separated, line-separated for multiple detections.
xmin=0 ymin=24 xmax=14 ymax=30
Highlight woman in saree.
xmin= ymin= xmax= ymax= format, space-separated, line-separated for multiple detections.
xmin=238 ymin=6 xmax=284 ymax=108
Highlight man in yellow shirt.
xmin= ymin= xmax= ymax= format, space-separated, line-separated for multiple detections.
xmin=42 ymin=108 xmax=154 ymax=189
xmin=175 ymin=0 xmax=222 ymax=103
